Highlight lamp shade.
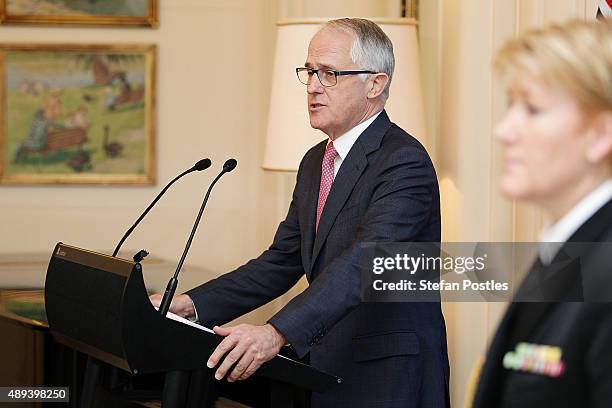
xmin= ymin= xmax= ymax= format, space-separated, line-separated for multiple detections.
xmin=263 ymin=18 xmax=426 ymax=171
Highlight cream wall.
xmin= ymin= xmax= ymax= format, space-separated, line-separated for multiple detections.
xmin=0 ymin=0 xmax=282 ymax=298
xmin=0 ymin=0 xmax=601 ymax=407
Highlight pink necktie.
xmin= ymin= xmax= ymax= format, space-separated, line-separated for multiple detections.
xmin=316 ymin=141 xmax=338 ymax=231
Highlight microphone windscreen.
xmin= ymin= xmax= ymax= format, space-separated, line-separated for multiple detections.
xmin=194 ymin=158 xmax=212 ymax=171
xmin=223 ymin=158 xmax=238 ymax=172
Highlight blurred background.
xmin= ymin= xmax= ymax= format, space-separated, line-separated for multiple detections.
xmin=0 ymin=0 xmax=602 ymax=406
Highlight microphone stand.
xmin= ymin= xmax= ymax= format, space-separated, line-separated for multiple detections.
xmin=158 ymin=159 xmax=237 ymax=316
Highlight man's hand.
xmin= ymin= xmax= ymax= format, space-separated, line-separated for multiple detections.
xmin=148 ymin=293 xmax=196 ymax=319
xmin=207 ymin=323 xmax=286 ymax=382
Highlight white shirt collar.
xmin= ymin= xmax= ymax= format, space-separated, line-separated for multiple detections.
xmin=539 ymin=179 xmax=612 ymax=264
xmin=331 ymin=110 xmax=382 ymax=161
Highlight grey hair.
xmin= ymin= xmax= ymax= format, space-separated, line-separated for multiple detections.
xmin=323 ymin=18 xmax=395 ymax=100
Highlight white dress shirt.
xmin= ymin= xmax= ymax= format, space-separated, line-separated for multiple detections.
xmin=539 ymin=179 xmax=612 ymax=264
xmin=330 ymin=111 xmax=382 ymax=177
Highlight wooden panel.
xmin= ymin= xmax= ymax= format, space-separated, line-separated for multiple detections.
xmin=490 ymin=0 xmax=518 ymax=242
xmin=517 ymin=0 xmax=545 ymax=32
xmin=419 ymin=0 xmax=442 ymax=164
xmin=278 ymin=0 xmax=389 ymax=18
xmin=0 ymin=318 xmax=44 ymax=388
xmin=544 ymin=0 xmax=583 ymax=22
xmin=585 ymin=0 xmax=600 ymax=19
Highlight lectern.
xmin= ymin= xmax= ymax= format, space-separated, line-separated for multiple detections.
xmin=44 ymin=243 xmax=341 ymax=407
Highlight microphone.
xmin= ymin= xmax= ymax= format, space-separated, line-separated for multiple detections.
xmin=223 ymin=158 xmax=237 ymax=172
xmin=112 ymin=158 xmax=212 ymax=257
xmin=158 ymin=158 xmax=238 ymax=316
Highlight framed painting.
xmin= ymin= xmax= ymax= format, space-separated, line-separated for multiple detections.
xmin=0 ymin=43 xmax=156 ymax=185
xmin=0 ymin=0 xmax=158 ymax=27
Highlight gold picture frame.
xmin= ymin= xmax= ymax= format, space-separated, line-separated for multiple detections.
xmin=0 ymin=0 xmax=158 ymax=27
xmin=0 ymin=43 xmax=156 ymax=185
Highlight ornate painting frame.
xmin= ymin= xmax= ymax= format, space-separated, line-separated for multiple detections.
xmin=0 ymin=0 xmax=158 ymax=27
xmin=0 ymin=43 xmax=156 ymax=185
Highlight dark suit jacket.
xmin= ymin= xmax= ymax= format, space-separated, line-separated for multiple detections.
xmin=187 ymin=111 xmax=450 ymax=408
xmin=473 ymin=198 xmax=612 ymax=408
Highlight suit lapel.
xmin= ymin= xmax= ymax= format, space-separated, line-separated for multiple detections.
xmin=509 ymin=261 xmax=557 ymax=342
xmin=309 ymin=111 xmax=391 ymax=272
xmin=474 ymin=259 xmax=549 ymax=407
xmin=302 ymin=143 xmax=324 ymax=276
xmin=474 ymin=299 xmax=520 ymax=406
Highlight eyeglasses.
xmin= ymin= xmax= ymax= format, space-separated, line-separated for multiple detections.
xmin=296 ymin=67 xmax=378 ymax=87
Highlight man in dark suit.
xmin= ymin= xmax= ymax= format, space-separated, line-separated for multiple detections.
xmin=152 ymin=18 xmax=449 ymax=407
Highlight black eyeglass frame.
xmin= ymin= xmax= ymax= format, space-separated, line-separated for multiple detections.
xmin=295 ymin=67 xmax=378 ymax=87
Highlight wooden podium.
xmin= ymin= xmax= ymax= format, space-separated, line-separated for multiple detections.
xmin=44 ymin=243 xmax=341 ymax=407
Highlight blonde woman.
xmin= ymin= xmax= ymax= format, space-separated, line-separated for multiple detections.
xmin=473 ymin=20 xmax=612 ymax=407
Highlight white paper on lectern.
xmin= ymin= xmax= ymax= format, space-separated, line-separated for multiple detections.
xmin=158 ymin=308 xmax=298 ymax=361
xmin=154 ymin=307 xmax=215 ymax=334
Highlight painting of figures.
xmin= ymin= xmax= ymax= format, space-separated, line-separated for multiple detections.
xmin=0 ymin=44 xmax=156 ymax=184
xmin=0 ymin=0 xmax=158 ymax=27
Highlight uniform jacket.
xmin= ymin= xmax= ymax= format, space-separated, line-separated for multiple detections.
xmin=473 ymin=198 xmax=612 ymax=408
